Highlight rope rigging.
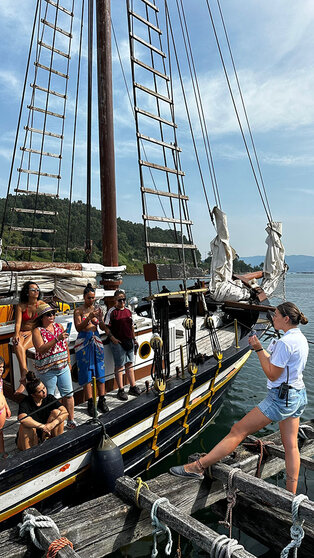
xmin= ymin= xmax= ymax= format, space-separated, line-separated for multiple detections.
xmin=204 ymin=0 xmax=273 ymax=224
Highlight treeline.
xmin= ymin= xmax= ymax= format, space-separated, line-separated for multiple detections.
xmin=0 ymin=195 xmax=262 ymax=274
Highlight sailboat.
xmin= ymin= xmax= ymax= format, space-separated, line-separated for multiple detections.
xmin=0 ymin=0 xmax=286 ymax=524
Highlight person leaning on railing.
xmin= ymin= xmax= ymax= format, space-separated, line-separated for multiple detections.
xmin=17 ymin=371 xmax=68 ymax=450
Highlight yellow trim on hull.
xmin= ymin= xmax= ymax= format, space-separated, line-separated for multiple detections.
xmin=0 ymin=467 xmax=88 ymax=522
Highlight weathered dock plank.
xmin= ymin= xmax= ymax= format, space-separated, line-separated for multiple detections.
xmin=1 ymin=423 xmax=313 ymax=557
xmin=212 ymin=494 xmax=314 ymax=558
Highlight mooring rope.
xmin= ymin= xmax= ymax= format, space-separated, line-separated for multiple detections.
xmin=135 ymin=476 xmax=150 ymax=508
xmin=150 ymin=497 xmax=173 ymax=558
xmin=280 ymin=494 xmax=309 ymax=558
xmin=219 ymin=468 xmax=240 ymax=538
xmin=18 ymin=511 xmax=73 ymax=556
xmin=210 ymin=533 xmax=244 ymax=558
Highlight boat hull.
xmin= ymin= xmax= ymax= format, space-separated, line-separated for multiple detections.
xmin=0 ymin=342 xmax=252 ymax=524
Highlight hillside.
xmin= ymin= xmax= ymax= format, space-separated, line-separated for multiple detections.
xmin=241 ymin=255 xmax=314 ymax=273
xmin=0 ymin=195 xmax=261 ymax=274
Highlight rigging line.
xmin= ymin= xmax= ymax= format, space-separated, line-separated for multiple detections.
xmin=150 ymin=3 xmax=185 ymax=264
xmin=85 ymin=0 xmax=93 ymax=262
xmin=0 ymin=0 xmax=41 ymax=240
xmin=147 ymin=3 xmax=182 ymax=261
xmin=30 ymin=0 xmax=62 ymax=260
xmin=5 ymin=0 xmax=47 ymax=259
xmin=216 ymin=0 xmax=273 ymax=222
xmin=177 ymin=0 xmax=221 ymax=210
xmin=162 ymin=3 xmax=197 ymax=267
xmin=53 ymin=0 xmax=75 ymax=261
xmin=164 ymin=1 xmax=215 ymax=229
xmin=113 ymin=12 xmax=171 ymax=229
xmin=205 ymin=0 xmax=272 ymax=224
xmin=165 ymin=5 xmax=187 ymax=277
xmin=66 ymin=0 xmax=85 ymax=261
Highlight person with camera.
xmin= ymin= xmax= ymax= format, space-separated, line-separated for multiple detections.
xmin=170 ymin=302 xmax=308 ymax=494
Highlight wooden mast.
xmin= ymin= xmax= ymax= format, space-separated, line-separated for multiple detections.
xmin=96 ymin=0 xmax=119 ymax=268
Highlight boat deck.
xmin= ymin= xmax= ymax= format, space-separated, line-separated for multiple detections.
xmin=1 ymin=321 xmax=238 ymax=461
xmin=2 ymin=378 xmax=149 ymax=459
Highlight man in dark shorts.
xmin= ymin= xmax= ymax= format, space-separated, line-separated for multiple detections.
xmin=17 ymin=372 xmax=68 ymax=450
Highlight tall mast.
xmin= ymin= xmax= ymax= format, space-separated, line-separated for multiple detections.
xmin=96 ymin=0 xmax=119 ymax=268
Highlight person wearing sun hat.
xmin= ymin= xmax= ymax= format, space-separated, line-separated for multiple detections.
xmin=32 ymin=303 xmax=77 ymax=429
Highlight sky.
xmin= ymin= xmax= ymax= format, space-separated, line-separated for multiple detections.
xmin=0 ymin=0 xmax=314 ymax=260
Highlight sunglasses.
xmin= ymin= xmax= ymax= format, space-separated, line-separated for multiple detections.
xmin=37 ymin=388 xmax=46 ymax=394
xmin=117 ymin=298 xmax=126 ymax=302
xmin=29 ymin=288 xmax=39 ymax=292
xmin=44 ymin=311 xmax=55 ymax=317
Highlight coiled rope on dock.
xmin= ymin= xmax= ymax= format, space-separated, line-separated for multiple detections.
xmin=210 ymin=533 xmax=244 ymax=557
xmin=19 ymin=511 xmax=74 ymax=557
xmin=280 ymin=494 xmax=309 ymax=557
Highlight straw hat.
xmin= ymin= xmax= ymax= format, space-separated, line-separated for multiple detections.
xmin=37 ymin=303 xmax=55 ymax=318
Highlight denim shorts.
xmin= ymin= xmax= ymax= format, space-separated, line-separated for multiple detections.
xmin=41 ymin=364 xmax=73 ymax=398
xmin=110 ymin=341 xmax=134 ymax=368
xmin=258 ymin=387 xmax=307 ymax=422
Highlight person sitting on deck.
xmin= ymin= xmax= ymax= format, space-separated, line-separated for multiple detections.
xmin=0 ymin=356 xmax=11 ymax=459
xmin=170 ymin=302 xmax=309 ymax=494
xmin=17 ymin=371 xmax=68 ymax=450
xmin=74 ymin=283 xmax=109 ymax=417
xmin=12 ymin=281 xmax=44 ymax=395
xmin=104 ymin=289 xmax=141 ymax=401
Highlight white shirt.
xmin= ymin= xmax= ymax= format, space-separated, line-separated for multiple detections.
xmin=268 ymin=328 xmax=308 ymax=389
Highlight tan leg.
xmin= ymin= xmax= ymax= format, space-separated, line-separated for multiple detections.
xmin=0 ymin=431 xmax=5 ymax=455
xmin=125 ymin=362 xmax=136 ymax=387
xmin=279 ymin=417 xmax=300 ymax=493
xmin=83 ymin=383 xmax=92 ymax=401
xmin=46 ymin=408 xmax=65 ymax=437
xmin=186 ymin=406 xmax=272 ymax=473
xmin=62 ymin=396 xmax=74 ymax=422
xmin=115 ymin=366 xmax=125 ymax=390
xmin=17 ymin=424 xmax=39 ymax=450
xmin=14 ymin=333 xmax=34 ymax=394
xmin=97 ymin=382 xmax=105 ymax=396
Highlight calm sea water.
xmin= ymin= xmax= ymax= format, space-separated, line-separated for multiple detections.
xmin=109 ymin=273 xmax=314 ymax=558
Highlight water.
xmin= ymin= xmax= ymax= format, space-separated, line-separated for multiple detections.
xmin=110 ymin=273 xmax=314 ymax=557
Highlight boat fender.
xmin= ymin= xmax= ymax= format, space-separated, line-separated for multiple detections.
xmin=182 ymin=317 xmax=193 ymax=330
xmin=150 ymin=333 xmax=163 ymax=350
xmin=91 ymin=425 xmax=124 ymax=494
xmin=188 ymin=362 xmax=198 ymax=375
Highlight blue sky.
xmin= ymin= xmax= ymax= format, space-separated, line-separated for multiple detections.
xmin=0 ymin=0 xmax=314 ymax=260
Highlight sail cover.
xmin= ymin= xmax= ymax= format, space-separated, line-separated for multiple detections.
xmin=208 ymin=207 xmax=250 ymax=301
xmin=261 ymin=221 xmax=286 ymax=297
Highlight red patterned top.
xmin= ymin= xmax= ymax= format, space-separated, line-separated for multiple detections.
xmin=35 ymin=323 xmax=68 ymax=373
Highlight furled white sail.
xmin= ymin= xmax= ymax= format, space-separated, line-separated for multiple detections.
xmin=208 ymin=207 xmax=250 ymax=301
xmin=0 ymin=263 xmax=126 ymax=303
xmin=261 ymin=222 xmax=286 ymax=298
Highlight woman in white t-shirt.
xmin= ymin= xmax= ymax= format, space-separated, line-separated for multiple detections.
xmin=170 ymin=302 xmax=309 ymax=493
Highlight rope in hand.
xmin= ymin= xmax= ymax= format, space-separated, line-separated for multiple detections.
xmin=210 ymin=533 xmax=244 ymax=558
xmin=135 ymin=477 xmax=150 ymax=508
xmin=219 ymin=468 xmax=240 ymax=538
xmin=19 ymin=511 xmax=73 ymax=557
xmin=150 ymin=497 xmax=173 ymax=558
xmin=280 ymin=494 xmax=309 ymax=558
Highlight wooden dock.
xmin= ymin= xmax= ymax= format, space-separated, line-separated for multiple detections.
xmin=1 ymin=421 xmax=314 ymax=558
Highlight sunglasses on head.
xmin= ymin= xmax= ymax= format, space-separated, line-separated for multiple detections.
xmin=44 ymin=311 xmax=55 ymax=317
xmin=117 ymin=298 xmax=126 ymax=302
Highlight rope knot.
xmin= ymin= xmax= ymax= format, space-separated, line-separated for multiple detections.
xmin=280 ymin=494 xmax=308 ymax=558
xmin=151 ymin=497 xmax=173 ymax=558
